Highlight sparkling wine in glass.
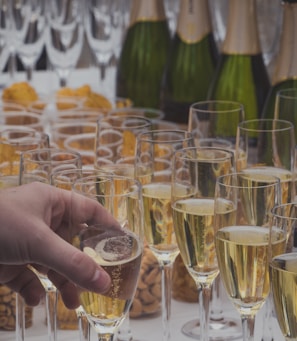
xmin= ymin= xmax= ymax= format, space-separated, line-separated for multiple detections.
xmin=135 ymin=129 xmax=194 ymax=341
xmin=214 ymin=172 xmax=284 ymax=341
xmin=71 ymin=175 xmax=144 ymax=341
xmin=270 ymin=252 xmax=297 ymax=341
xmin=171 ymin=146 xmax=234 ymax=341
xmin=187 ymin=100 xmax=245 ymax=340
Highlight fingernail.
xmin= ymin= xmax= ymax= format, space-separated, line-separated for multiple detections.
xmin=92 ymin=268 xmax=111 ymax=293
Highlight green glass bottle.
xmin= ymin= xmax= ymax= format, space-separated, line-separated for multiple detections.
xmin=160 ymin=0 xmax=218 ymax=124
xmin=208 ymin=0 xmax=270 ymax=135
xmin=261 ymin=0 xmax=297 ymax=119
xmin=116 ymin=0 xmax=171 ymax=108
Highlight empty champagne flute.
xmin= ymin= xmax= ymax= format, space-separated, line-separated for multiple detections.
xmin=46 ymin=0 xmax=84 ymax=87
xmin=71 ymin=175 xmax=144 ymax=341
xmin=84 ymin=0 xmax=126 ymax=83
xmin=135 ymin=129 xmax=194 ymax=341
xmin=214 ymin=172 xmax=284 ymax=341
xmin=171 ymin=147 xmax=234 ymax=341
xmin=13 ymin=0 xmax=47 ymax=82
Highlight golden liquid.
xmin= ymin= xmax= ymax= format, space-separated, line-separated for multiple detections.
xmin=172 ymin=198 xmax=235 ymax=285
xmin=216 ymin=225 xmax=285 ymax=316
xmin=241 ymin=166 xmax=293 ymax=204
xmin=270 ymin=254 xmax=297 ymax=340
xmin=80 ymin=233 xmax=142 ymax=325
xmin=142 ymin=182 xmax=179 ymax=262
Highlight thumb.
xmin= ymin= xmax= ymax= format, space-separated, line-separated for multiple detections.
xmin=33 ymin=232 xmax=111 ymax=294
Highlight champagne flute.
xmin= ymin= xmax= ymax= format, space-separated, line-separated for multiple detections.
xmin=84 ymin=0 xmax=126 ymax=82
xmin=51 ymin=167 xmax=108 ymax=341
xmin=188 ymin=100 xmax=245 ymax=146
xmin=45 ymin=0 xmax=84 ymax=87
xmin=135 ymin=129 xmax=194 ymax=341
xmin=19 ymin=148 xmax=82 ymax=341
xmin=270 ymin=252 xmax=297 ymax=341
xmin=187 ymin=100 xmax=245 ymax=340
xmin=214 ymin=172 xmax=284 ymax=341
xmin=95 ymin=115 xmax=151 ymax=341
xmin=274 ymin=88 xmax=297 ymax=141
xmin=236 ymin=118 xmax=296 ymax=204
xmin=171 ymin=147 xmax=234 ymax=341
xmin=13 ymin=0 xmax=47 ymax=82
xmin=71 ymin=174 xmax=144 ymax=341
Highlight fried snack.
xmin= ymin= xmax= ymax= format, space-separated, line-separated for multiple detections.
xmin=2 ymin=82 xmax=39 ymax=108
xmin=0 ymin=285 xmax=33 ymax=331
xmin=129 ymin=246 xmax=161 ymax=318
xmin=56 ymin=85 xmax=113 ymax=111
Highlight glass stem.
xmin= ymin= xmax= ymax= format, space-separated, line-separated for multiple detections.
xmin=76 ymin=307 xmax=91 ymax=341
xmin=241 ymin=315 xmax=255 ymax=341
xmin=26 ymin=65 xmax=33 ymax=82
xmin=161 ymin=262 xmax=173 ymax=341
xmin=210 ymin=275 xmax=224 ymax=321
xmin=116 ymin=315 xmax=133 ymax=341
xmin=198 ymin=283 xmax=212 ymax=341
xmin=16 ymin=293 xmax=25 ymax=341
xmin=46 ymin=289 xmax=58 ymax=341
xmin=261 ymin=297 xmax=273 ymax=341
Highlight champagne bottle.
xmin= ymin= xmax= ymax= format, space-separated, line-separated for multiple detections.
xmin=261 ymin=0 xmax=297 ymax=119
xmin=160 ymin=0 xmax=218 ymax=124
xmin=116 ymin=0 xmax=171 ymax=108
xmin=208 ymin=0 xmax=270 ymax=134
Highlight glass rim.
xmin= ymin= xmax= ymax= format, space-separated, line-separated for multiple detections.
xmin=137 ymin=129 xmax=193 ymax=143
xmin=190 ymin=100 xmax=244 ymax=113
xmin=97 ymin=114 xmax=152 ymax=128
xmin=216 ymin=172 xmax=281 ymax=189
xmin=21 ymin=148 xmax=82 ymax=162
xmin=237 ymin=118 xmax=294 ymax=133
xmin=271 ymin=202 xmax=297 ymax=221
xmin=174 ymin=146 xmax=234 ymax=162
xmin=276 ymin=88 xmax=297 ymax=99
xmin=72 ymin=174 xmax=142 ymax=198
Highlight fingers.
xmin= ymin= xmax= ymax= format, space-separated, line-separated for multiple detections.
xmin=0 ymin=265 xmax=45 ymax=306
xmin=32 ymin=231 xmax=111 ymax=296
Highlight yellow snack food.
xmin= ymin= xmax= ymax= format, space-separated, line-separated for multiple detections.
xmin=2 ymin=82 xmax=39 ymax=108
xmin=56 ymin=85 xmax=112 ymax=111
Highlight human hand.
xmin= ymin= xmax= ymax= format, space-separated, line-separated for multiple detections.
xmin=0 ymin=182 xmax=116 ymax=308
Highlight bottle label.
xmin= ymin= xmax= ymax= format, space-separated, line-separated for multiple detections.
xmin=222 ymin=0 xmax=261 ymax=55
xmin=130 ymin=0 xmax=166 ymax=25
xmin=177 ymin=0 xmax=212 ymax=43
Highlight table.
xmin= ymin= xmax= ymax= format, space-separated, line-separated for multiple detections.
xmin=0 ymin=295 xmax=284 ymax=341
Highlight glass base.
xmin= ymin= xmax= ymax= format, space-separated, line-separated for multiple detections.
xmin=182 ymin=318 xmax=242 ymax=341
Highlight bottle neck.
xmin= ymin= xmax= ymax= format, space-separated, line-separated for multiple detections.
xmin=271 ymin=3 xmax=297 ymax=85
xmin=176 ymin=0 xmax=212 ymax=43
xmin=129 ymin=0 xmax=166 ymax=25
xmin=222 ymin=0 xmax=261 ymax=55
